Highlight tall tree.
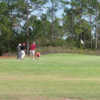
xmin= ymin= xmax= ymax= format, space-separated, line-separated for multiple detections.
xmin=47 ymin=0 xmax=62 ymax=41
xmin=11 ymin=0 xmax=48 ymax=54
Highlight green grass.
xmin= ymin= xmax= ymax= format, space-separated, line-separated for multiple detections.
xmin=0 ymin=53 xmax=100 ymax=100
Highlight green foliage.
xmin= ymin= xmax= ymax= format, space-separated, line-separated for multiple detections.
xmin=0 ymin=1 xmax=14 ymax=55
xmin=75 ymin=19 xmax=91 ymax=36
xmin=0 ymin=0 xmax=100 ymax=55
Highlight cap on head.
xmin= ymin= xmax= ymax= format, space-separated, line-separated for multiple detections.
xmin=23 ymin=43 xmax=26 ymax=46
xmin=33 ymin=41 xmax=35 ymax=44
xmin=18 ymin=43 xmax=21 ymax=46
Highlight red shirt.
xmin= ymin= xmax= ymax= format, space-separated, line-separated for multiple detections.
xmin=30 ymin=44 xmax=36 ymax=50
xmin=36 ymin=52 xmax=40 ymax=57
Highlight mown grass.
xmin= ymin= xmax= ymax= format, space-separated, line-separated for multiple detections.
xmin=0 ymin=53 xmax=100 ymax=100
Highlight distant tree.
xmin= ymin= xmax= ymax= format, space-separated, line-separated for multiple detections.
xmin=0 ymin=1 xmax=14 ymax=55
xmin=6 ymin=0 xmax=48 ymax=54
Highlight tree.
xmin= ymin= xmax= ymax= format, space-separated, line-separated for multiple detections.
xmin=47 ymin=0 xmax=62 ymax=41
xmin=0 ymin=1 xmax=14 ymax=55
xmin=6 ymin=0 xmax=48 ymax=54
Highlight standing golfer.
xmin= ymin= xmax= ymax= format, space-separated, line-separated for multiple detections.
xmin=30 ymin=41 xmax=36 ymax=60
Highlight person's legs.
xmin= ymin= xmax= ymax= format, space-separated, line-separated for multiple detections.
xmin=17 ymin=52 xmax=19 ymax=59
xmin=19 ymin=51 xmax=22 ymax=60
xmin=32 ymin=50 xmax=35 ymax=60
xmin=20 ymin=50 xmax=25 ymax=59
xmin=21 ymin=51 xmax=25 ymax=59
xmin=36 ymin=55 xmax=40 ymax=64
xmin=19 ymin=51 xmax=22 ymax=59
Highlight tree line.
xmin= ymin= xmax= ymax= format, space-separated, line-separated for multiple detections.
xmin=0 ymin=0 xmax=100 ymax=55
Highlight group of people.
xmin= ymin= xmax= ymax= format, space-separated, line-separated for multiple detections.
xmin=17 ymin=42 xmax=40 ymax=60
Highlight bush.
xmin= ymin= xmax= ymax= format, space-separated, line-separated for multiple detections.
xmin=51 ymin=39 xmax=67 ymax=47
xmin=0 ymin=45 xmax=6 ymax=56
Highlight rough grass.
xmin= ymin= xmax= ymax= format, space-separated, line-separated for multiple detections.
xmin=0 ymin=54 xmax=100 ymax=100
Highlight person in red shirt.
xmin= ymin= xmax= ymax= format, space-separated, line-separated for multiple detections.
xmin=35 ymin=52 xmax=40 ymax=58
xmin=35 ymin=52 xmax=40 ymax=63
xmin=30 ymin=41 xmax=36 ymax=60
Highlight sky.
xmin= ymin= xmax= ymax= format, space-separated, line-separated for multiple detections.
xmin=30 ymin=1 xmax=66 ymax=19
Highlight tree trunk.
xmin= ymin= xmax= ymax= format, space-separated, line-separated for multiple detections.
xmin=51 ymin=0 xmax=56 ymax=41
xmin=26 ymin=5 xmax=30 ymax=55
xmin=95 ymin=32 xmax=98 ymax=49
xmin=71 ymin=0 xmax=74 ymax=40
xmin=95 ymin=3 xmax=98 ymax=49
xmin=26 ymin=38 xmax=29 ymax=55
xmin=90 ymin=15 xmax=92 ymax=48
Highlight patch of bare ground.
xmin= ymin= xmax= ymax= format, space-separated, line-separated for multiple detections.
xmin=33 ymin=97 xmax=77 ymax=100
xmin=0 ymin=74 xmax=100 ymax=82
xmin=0 ymin=56 xmax=15 ymax=59
xmin=24 ymin=97 xmax=83 ymax=100
xmin=0 ymin=96 xmax=83 ymax=100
